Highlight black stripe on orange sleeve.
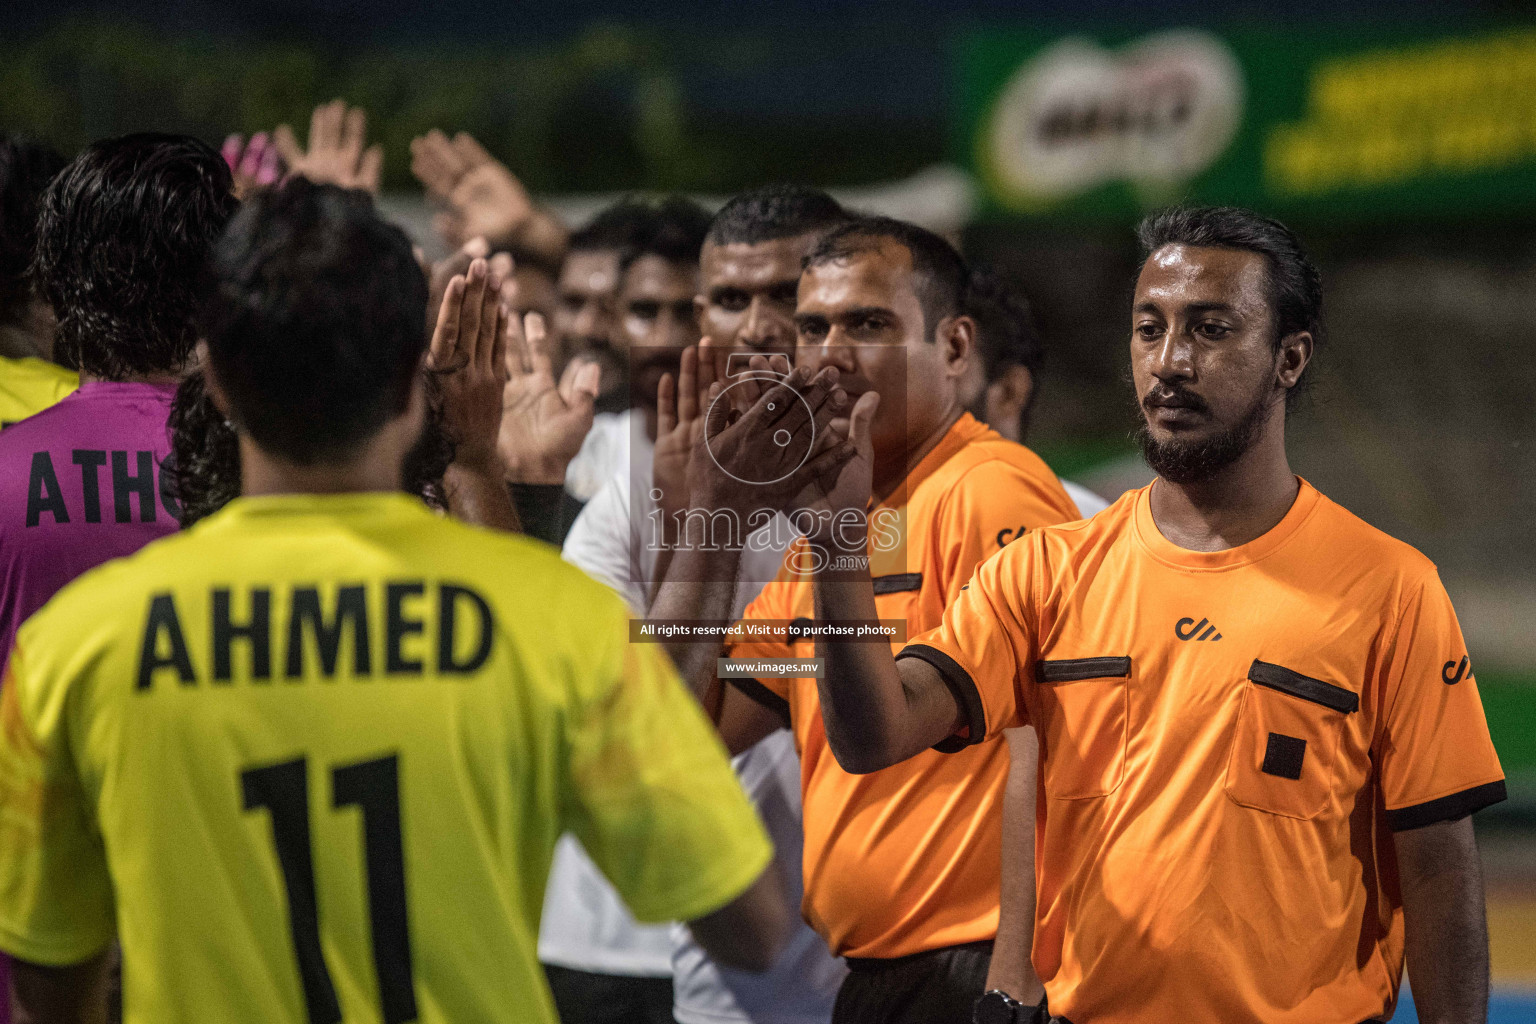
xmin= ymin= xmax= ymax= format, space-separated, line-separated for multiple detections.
xmin=725 ymin=677 xmax=792 ymax=730
xmin=897 ymin=644 xmax=986 ymax=753
xmin=1387 ymin=780 xmax=1507 ymax=832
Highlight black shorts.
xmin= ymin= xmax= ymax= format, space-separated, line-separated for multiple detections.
xmin=541 ymin=964 xmax=675 ymax=1024
xmin=832 ymin=940 xmax=992 ymax=1024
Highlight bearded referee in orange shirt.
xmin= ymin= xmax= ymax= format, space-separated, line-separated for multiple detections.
xmin=743 ymin=207 xmax=1504 ymax=1024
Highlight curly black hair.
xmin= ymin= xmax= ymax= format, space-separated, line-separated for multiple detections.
xmin=0 ymin=135 xmax=67 ymax=328
xmin=402 ymin=372 xmax=454 ymax=514
xmin=34 ymin=133 xmax=235 ymax=379
xmin=166 ymin=370 xmax=241 ymax=528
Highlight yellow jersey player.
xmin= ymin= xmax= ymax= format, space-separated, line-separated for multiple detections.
xmin=0 ymin=356 xmax=76 ymax=430
xmin=0 ymin=179 xmax=788 ymax=1024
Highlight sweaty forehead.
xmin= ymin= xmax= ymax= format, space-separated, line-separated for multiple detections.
xmin=700 ymin=233 xmax=820 ymax=290
xmin=1135 ymin=244 xmax=1270 ymax=314
xmin=799 ymin=239 xmax=918 ymax=312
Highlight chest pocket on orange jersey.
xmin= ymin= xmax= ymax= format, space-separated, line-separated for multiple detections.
xmin=871 ymin=572 xmax=923 ymax=638
xmin=1034 ymin=656 xmax=1131 ymax=800
xmin=1225 ymin=660 xmax=1359 ymax=820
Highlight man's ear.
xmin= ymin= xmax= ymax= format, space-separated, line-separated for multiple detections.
xmin=940 ymin=314 xmax=976 ymax=380
xmin=985 ymin=365 xmax=1034 ymax=443
xmin=992 ymin=364 xmax=1034 ymax=413
xmin=1275 ymin=330 xmax=1313 ymax=391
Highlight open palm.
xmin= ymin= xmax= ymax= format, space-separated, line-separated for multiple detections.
xmin=498 ymin=313 xmax=600 ymax=485
xmin=411 ymin=130 xmax=534 ymax=249
xmin=790 ymin=390 xmax=879 ymax=544
xmin=273 ymin=100 xmax=383 ymax=194
xmin=654 ymin=344 xmax=732 ymax=521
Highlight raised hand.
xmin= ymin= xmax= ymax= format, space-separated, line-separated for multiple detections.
xmin=428 ymin=257 xmax=507 ymax=472
xmin=791 ymin=389 xmax=880 ymax=548
xmin=273 ymin=99 xmax=383 ymax=194
xmin=653 ymin=343 xmax=727 ymax=522
xmin=221 ymin=132 xmax=281 ymax=199
xmin=690 ymin=353 xmax=855 ymax=515
xmin=411 ymin=130 xmax=535 ymax=250
xmin=426 ymin=237 xmax=494 ymax=332
xmin=498 ymin=312 xmax=601 ymax=485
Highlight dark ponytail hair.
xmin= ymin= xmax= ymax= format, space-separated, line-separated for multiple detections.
xmin=167 ymin=370 xmax=240 ymax=528
xmin=402 ymin=372 xmax=453 ymax=514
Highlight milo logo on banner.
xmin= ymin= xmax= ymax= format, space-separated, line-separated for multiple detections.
xmin=979 ymin=30 xmax=1245 ymax=209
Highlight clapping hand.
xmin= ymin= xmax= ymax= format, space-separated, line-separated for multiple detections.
xmin=273 ymin=100 xmax=384 ymax=194
xmin=789 ymin=384 xmax=880 ymax=549
xmin=498 ymin=312 xmax=601 ymax=485
xmin=653 ymin=344 xmax=727 ymax=523
xmin=411 ymin=130 xmax=536 ymax=250
xmin=428 ymin=257 xmax=508 ymax=473
xmin=221 ymin=132 xmax=281 ymax=199
xmin=427 ymin=237 xmax=514 ymax=334
xmin=689 ymin=353 xmax=857 ymax=515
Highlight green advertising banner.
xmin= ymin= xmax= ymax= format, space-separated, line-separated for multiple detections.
xmin=960 ymin=23 xmax=1536 ymax=221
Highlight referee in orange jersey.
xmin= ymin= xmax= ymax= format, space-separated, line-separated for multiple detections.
xmin=760 ymin=207 xmax=1503 ymax=1024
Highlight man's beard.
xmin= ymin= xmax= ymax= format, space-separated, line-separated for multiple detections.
xmin=1136 ymin=383 xmax=1271 ymax=485
xmin=629 ymin=348 xmax=683 ymax=417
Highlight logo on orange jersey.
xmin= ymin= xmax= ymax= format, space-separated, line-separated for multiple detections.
xmin=1175 ymin=616 xmax=1223 ymax=642
xmin=995 ymin=525 xmax=1029 ymax=547
xmin=1441 ymin=655 xmax=1471 ymax=685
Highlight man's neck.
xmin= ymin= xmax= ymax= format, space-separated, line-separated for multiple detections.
xmin=0 ymin=303 xmax=54 ymax=361
xmin=78 ymin=370 xmax=184 ymax=386
xmin=872 ymin=405 xmax=963 ymax=503
xmin=1148 ymin=422 xmax=1299 ymax=553
xmin=238 ymin=435 xmax=403 ymax=499
xmin=0 ymin=323 xmax=46 ymax=362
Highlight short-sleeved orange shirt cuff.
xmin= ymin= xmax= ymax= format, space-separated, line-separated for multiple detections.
xmin=896 ymin=644 xmax=987 ymax=753
xmin=1386 ymin=778 xmax=1507 ymax=832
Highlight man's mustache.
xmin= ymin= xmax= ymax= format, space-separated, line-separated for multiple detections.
xmin=1142 ymin=383 xmax=1210 ymax=415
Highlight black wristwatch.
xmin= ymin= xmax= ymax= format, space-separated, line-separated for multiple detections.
xmin=973 ymin=989 xmax=1044 ymax=1024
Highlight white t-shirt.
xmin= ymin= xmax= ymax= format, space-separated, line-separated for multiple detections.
xmin=672 ymin=730 xmax=847 ymax=1024
xmin=564 ymin=409 xmax=639 ymax=502
xmin=547 ymin=449 xmax=843 ymax=1021
xmin=539 ymin=414 xmax=672 ymax=976
xmin=1062 ymin=478 xmax=1110 ymax=518
xmin=538 ymin=830 xmax=676 ymax=976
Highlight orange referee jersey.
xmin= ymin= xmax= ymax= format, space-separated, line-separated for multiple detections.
xmin=728 ymin=413 xmax=1080 ymax=959
xmin=903 ymin=479 xmax=1505 ymax=1024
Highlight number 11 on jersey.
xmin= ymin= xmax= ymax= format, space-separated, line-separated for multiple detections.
xmin=242 ymin=753 xmax=417 ymax=1024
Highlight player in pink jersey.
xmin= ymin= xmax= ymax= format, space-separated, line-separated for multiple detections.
xmin=0 ymin=136 xmax=234 ymax=1022
xmin=0 ymin=134 xmax=236 ymax=678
